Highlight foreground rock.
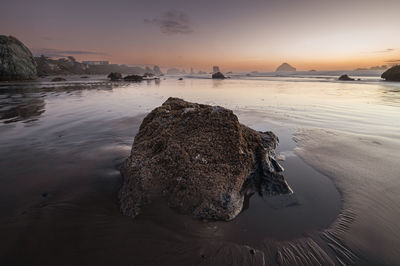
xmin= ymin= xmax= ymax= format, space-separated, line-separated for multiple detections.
xmin=120 ymin=98 xmax=291 ymax=221
xmin=276 ymin=63 xmax=296 ymax=72
xmin=381 ymin=65 xmax=400 ymax=81
xmin=0 ymin=35 xmax=37 ymax=81
xmin=212 ymin=72 xmax=226 ymax=79
xmin=338 ymin=74 xmax=355 ymax=81
xmin=108 ymin=72 xmax=122 ymax=81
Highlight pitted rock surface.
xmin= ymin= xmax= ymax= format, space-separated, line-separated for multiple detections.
xmin=120 ymin=97 xmax=291 ymax=220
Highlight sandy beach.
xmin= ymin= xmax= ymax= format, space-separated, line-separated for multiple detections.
xmin=0 ymin=76 xmax=399 ymax=265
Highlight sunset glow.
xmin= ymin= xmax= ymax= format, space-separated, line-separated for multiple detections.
xmin=1 ymin=0 xmax=399 ymax=71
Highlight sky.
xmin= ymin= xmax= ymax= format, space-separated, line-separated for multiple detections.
xmin=1 ymin=0 xmax=400 ymax=71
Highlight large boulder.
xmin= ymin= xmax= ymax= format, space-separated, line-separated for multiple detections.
xmin=381 ymin=65 xmax=400 ymax=81
xmin=0 ymin=35 xmax=37 ymax=81
xmin=212 ymin=72 xmax=226 ymax=79
xmin=119 ymin=98 xmax=292 ymax=221
xmin=276 ymin=63 xmax=296 ymax=72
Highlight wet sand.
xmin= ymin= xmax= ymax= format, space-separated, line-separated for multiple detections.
xmin=294 ymin=128 xmax=400 ymax=265
xmin=1 ymin=76 xmax=399 ymax=265
xmin=0 ymin=112 xmax=342 ymax=265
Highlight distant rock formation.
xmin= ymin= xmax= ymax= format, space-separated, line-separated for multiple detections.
xmin=198 ymin=71 xmax=207 ymax=74
xmin=119 ymin=98 xmax=291 ymax=221
xmin=381 ymin=65 xmax=400 ymax=81
xmin=0 ymin=35 xmax=37 ymax=81
xmin=166 ymin=68 xmax=181 ymax=75
xmin=213 ymin=66 xmax=220 ymax=73
xmin=35 ymin=55 xmax=154 ymax=76
xmin=276 ymin=63 xmax=296 ymax=72
xmin=354 ymin=65 xmax=388 ymax=71
xmin=51 ymin=77 xmax=66 ymax=82
xmin=212 ymin=72 xmax=226 ymax=79
xmin=370 ymin=65 xmax=387 ymax=71
xmin=338 ymin=74 xmax=355 ymax=81
xmin=124 ymin=75 xmax=143 ymax=82
xmin=145 ymin=66 xmax=153 ymax=74
xmin=108 ymin=72 xmax=122 ymax=81
xmin=153 ymin=65 xmax=162 ymax=76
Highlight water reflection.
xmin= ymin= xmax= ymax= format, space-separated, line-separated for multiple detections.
xmin=378 ymin=87 xmax=400 ymax=106
xmin=0 ymin=94 xmax=45 ymax=123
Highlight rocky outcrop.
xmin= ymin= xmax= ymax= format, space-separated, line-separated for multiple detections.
xmin=338 ymin=74 xmax=355 ymax=81
xmin=166 ymin=68 xmax=181 ymax=75
xmin=108 ymin=72 xmax=122 ymax=81
xmin=212 ymin=72 xmax=226 ymax=79
xmin=276 ymin=63 xmax=296 ymax=72
xmin=119 ymin=98 xmax=291 ymax=221
xmin=35 ymin=56 xmax=87 ymax=76
xmin=0 ymin=35 xmax=37 ymax=81
xmin=124 ymin=75 xmax=143 ymax=82
xmin=381 ymin=65 xmax=400 ymax=81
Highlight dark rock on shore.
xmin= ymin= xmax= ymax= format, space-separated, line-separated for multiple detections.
xmin=212 ymin=72 xmax=226 ymax=79
xmin=124 ymin=75 xmax=143 ymax=82
xmin=119 ymin=98 xmax=292 ymax=221
xmin=0 ymin=35 xmax=37 ymax=81
xmin=338 ymin=74 xmax=355 ymax=81
xmin=51 ymin=77 xmax=66 ymax=82
xmin=381 ymin=65 xmax=400 ymax=81
xmin=276 ymin=63 xmax=296 ymax=72
xmin=107 ymin=72 xmax=122 ymax=81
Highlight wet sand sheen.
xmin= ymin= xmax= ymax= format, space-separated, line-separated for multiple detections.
xmin=1 ymin=77 xmax=399 ymax=265
xmin=293 ymin=128 xmax=400 ymax=265
xmin=0 ymin=115 xmax=342 ymax=265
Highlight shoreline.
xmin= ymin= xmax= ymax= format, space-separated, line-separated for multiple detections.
xmin=293 ymin=128 xmax=400 ymax=265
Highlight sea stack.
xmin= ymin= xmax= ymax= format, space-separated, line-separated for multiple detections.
xmin=119 ymin=98 xmax=292 ymax=221
xmin=213 ymin=66 xmax=220 ymax=73
xmin=276 ymin=63 xmax=296 ymax=72
xmin=381 ymin=65 xmax=400 ymax=81
xmin=0 ymin=35 xmax=37 ymax=81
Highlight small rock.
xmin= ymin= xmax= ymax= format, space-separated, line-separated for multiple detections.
xmin=107 ymin=72 xmax=122 ymax=81
xmin=212 ymin=72 xmax=226 ymax=79
xmin=124 ymin=75 xmax=143 ymax=82
xmin=51 ymin=77 xmax=66 ymax=82
xmin=338 ymin=74 xmax=354 ymax=81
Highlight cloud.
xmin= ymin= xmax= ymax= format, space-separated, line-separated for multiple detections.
xmin=385 ymin=59 xmax=400 ymax=63
xmin=144 ymin=10 xmax=193 ymax=35
xmin=32 ymin=48 xmax=106 ymax=57
xmin=373 ymin=48 xmax=395 ymax=53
